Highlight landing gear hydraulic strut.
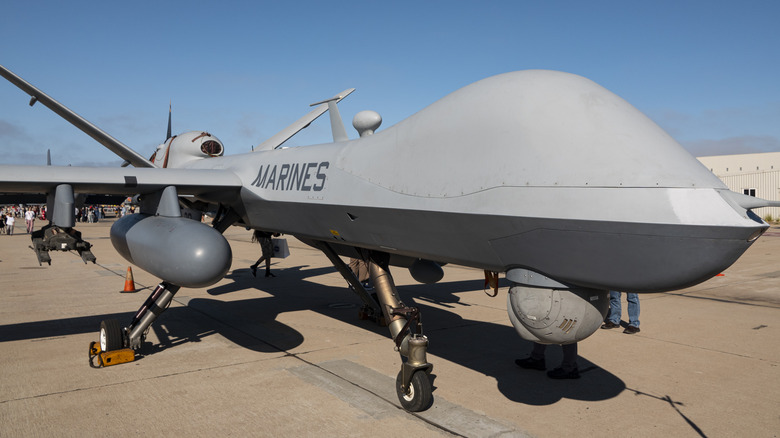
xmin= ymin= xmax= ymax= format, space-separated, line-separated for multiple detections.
xmin=125 ymin=281 xmax=181 ymax=349
xmin=318 ymin=243 xmax=434 ymax=411
xmin=92 ymin=281 xmax=180 ymax=366
xmin=369 ymin=252 xmax=433 ymax=412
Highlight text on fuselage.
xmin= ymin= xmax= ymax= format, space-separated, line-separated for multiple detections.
xmin=251 ymin=162 xmax=329 ymax=191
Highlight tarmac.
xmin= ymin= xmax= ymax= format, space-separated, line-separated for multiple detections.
xmin=1 ymin=218 xmax=778 ymax=437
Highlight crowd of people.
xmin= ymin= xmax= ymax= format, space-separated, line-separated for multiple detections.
xmin=1 ymin=206 xmax=42 ymax=235
xmin=0 ymin=204 xmax=127 ymax=235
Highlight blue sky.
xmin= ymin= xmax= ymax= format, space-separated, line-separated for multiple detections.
xmin=1 ymin=1 xmax=778 ymax=166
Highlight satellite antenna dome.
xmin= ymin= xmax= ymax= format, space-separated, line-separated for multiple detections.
xmin=352 ymin=110 xmax=382 ymax=137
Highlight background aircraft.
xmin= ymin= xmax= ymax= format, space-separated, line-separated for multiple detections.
xmin=0 ymin=64 xmax=776 ymax=412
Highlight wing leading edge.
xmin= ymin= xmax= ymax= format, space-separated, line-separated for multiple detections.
xmin=0 ymin=64 xmax=156 ymax=168
xmin=0 ymin=165 xmax=242 ymax=197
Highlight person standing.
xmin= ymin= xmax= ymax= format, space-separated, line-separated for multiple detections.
xmin=5 ymin=214 xmax=15 ymax=235
xmin=516 ymin=342 xmax=580 ymax=379
xmin=601 ymin=291 xmax=640 ymax=334
xmin=25 ymin=208 xmax=36 ymax=233
xmin=250 ymin=230 xmax=277 ymax=278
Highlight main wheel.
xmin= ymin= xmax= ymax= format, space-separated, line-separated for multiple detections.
xmin=99 ymin=319 xmax=123 ymax=352
xmin=396 ymin=369 xmax=433 ymax=412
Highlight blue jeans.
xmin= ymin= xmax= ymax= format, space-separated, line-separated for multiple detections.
xmin=608 ymin=291 xmax=640 ymax=327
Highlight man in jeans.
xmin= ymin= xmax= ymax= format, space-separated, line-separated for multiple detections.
xmin=601 ymin=291 xmax=640 ymax=334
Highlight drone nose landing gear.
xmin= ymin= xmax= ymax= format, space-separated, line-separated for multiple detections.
xmin=369 ymin=255 xmax=433 ymax=412
xmin=317 ymin=242 xmax=434 ymax=411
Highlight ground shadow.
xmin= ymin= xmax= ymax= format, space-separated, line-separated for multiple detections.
xmin=1 ymin=263 xmax=625 ymax=406
xmin=202 ymin=265 xmax=626 ymax=405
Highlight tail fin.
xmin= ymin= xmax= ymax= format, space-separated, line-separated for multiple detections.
xmin=254 ymin=88 xmax=355 ymax=151
xmin=166 ymin=101 xmax=172 ymax=140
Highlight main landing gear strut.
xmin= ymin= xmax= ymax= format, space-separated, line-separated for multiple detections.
xmin=90 ymin=282 xmax=181 ymax=367
xmin=321 ymin=243 xmax=434 ymax=411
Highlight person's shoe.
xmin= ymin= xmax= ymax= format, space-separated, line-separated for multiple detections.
xmin=250 ymin=266 xmax=257 ymax=277
xmin=623 ymin=325 xmax=640 ymax=334
xmin=515 ymin=357 xmax=546 ymax=371
xmin=265 ymin=271 xmax=276 ymax=278
xmin=601 ymin=321 xmax=620 ymax=329
xmin=547 ymin=367 xmax=580 ymax=379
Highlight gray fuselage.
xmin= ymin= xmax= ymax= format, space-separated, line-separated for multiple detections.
xmin=189 ymin=71 xmax=766 ymax=293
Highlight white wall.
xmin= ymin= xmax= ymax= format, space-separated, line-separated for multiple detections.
xmin=697 ymin=152 xmax=780 ymax=220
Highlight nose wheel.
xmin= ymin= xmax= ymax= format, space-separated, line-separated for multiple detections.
xmin=396 ymin=369 xmax=433 ymax=412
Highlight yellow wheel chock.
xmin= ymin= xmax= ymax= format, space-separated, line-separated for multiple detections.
xmin=89 ymin=341 xmax=135 ymax=368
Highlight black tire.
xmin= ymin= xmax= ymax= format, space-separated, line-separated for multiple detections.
xmin=396 ymin=369 xmax=433 ymax=412
xmin=99 ymin=319 xmax=123 ymax=352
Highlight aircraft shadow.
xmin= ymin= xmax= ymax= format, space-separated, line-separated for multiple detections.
xmin=0 ymin=264 xmax=625 ymax=405
xmin=200 ymin=265 xmax=626 ymax=405
xmin=0 ymin=311 xmax=135 ymax=343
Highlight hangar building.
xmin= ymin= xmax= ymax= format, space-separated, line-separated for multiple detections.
xmin=697 ymin=151 xmax=780 ymax=221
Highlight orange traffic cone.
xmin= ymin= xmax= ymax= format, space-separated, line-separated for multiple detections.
xmin=122 ymin=267 xmax=137 ymax=293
